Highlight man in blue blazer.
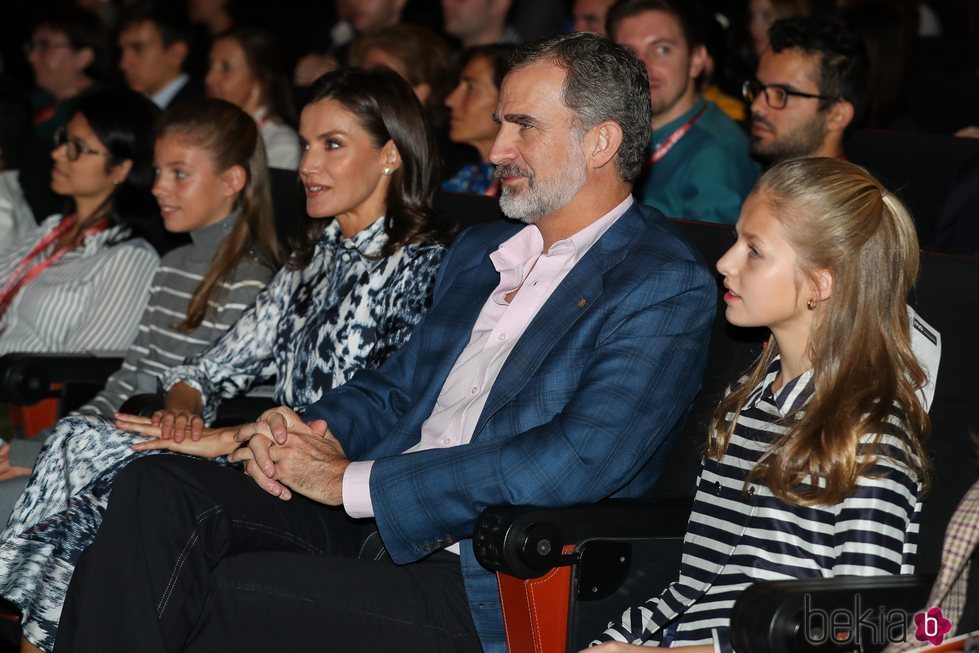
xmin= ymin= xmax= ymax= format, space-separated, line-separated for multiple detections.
xmin=57 ymin=33 xmax=715 ymax=653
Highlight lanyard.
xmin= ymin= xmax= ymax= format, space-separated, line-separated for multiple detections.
xmin=0 ymin=214 xmax=108 ymax=324
xmin=648 ymin=104 xmax=708 ymax=166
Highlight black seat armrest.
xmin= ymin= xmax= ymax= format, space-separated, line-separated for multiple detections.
xmin=475 ymin=497 xmax=693 ymax=580
xmin=730 ymin=575 xmax=935 ymax=653
xmin=0 ymin=353 xmax=124 ymax=405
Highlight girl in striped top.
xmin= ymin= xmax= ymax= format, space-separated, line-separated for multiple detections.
xmin=0 ymin=98 xmax=283 ymax=653
xmin=593 ymin=158 xmax=931 ymax=653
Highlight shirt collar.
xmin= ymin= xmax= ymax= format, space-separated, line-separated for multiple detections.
xmin=652 ymin=95 xmax=707 ymax=147
xmin=489 ymin=195 xmax=634 ymax=290
xmin=318 ymin=214 xmax=387 ymax=257
xmin=189 ymin=211 xmax=236 ymax=252
xmin=150 ymin=73 xmax=189 ymax=109
xmin=744 ymin=355 xmax=814 ymax=417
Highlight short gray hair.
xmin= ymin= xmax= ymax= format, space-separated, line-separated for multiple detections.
xmin=506 ymin=32 xmax=652 ymax=183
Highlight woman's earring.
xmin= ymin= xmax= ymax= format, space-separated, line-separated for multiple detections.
xmin=111 ymin=178 xmax=120 ymax=186
xmin=383 ymin=167 xmax=392 ymax=176
xmin=807 ymin=298 xmax=817 ymax=310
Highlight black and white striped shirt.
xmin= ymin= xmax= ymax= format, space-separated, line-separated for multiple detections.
xmin=79 ymin=215 xmax=274 ymax=417
xmin=599 ymin=357 xmax=921 ymax=651
xmin=0 ymin=214 xmax=159 ymax=355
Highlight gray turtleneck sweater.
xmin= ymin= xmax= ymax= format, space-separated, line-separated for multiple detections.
xmin=79 ymin=215 xmax=275 ymax=417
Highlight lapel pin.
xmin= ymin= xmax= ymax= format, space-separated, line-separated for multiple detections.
xmin=577 ymin=298 xmax=587 ymax=309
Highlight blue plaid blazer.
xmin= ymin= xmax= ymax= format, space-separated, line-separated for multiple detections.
xmin=303 ymin=202 xmax=716 ymax=650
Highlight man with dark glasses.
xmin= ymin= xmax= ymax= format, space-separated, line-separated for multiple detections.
xmin=744 ymin=16 xmax=868 ymax=163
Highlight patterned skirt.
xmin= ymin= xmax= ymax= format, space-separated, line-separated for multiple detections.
xmin=0 ymin=414 xmax=181 ymax=651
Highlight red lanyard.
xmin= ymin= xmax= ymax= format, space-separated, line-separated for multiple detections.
xmin=0 ymin=214 xmax=108 ymax=324
xmin=648 ymin=104 xmax=708 ymax=166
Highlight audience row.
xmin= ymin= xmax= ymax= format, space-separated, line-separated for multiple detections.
xmin=0 ymin=2 xmax=975 ymax=652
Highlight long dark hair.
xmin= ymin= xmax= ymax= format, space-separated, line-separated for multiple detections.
xmin=291 ymin=67 xmax=449 ymax=268
xmin=215 ymin=27 xmax=297 ymax=127
xmin=156 ymin=98 xmax=284 ymax=332
xmin=70 ymin=89 xmax=162 ymax=248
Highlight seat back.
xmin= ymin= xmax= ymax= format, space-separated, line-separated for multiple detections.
xmin=650 ymin=220 xmax=766 ymax=498
xmin=566 ymin=220 xmax=763 ymax=649
xmin=911 ymin=250 xmax=979 ymax=573
xmin=268 ymin=167 xmax=306 ymax=251
xmin=846 ymin=130 xmax=979 ymax=245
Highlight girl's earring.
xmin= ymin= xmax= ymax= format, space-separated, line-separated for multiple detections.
xmin=806 ymin=298 xmax=817 ymax=311
xmin=383 ymin=167 xmax=392 ymax=175
xmin=111 ymin=178 xmax=120 ymax=186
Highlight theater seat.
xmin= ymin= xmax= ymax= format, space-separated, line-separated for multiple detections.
xmin=0 ymin=353 xmax=125 ymax=437
xmin=475 ymin=223 xmax=979 ymax=652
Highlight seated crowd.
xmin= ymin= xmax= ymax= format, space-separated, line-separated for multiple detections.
xmin=0 ymin=1 xmax=976 ymax=652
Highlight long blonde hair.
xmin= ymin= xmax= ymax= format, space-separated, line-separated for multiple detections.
xmin=707 ymin=157 xmax=930 ymax=505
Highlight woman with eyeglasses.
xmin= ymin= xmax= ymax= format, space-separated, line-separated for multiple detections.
xmin=0 ymin=88 xmax=163 ymax=357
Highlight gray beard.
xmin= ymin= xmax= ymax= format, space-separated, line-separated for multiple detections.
xmin=497 ymin=149 xmax=587 ymax=224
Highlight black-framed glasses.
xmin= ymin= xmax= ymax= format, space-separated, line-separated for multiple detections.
xmin=742 ymin=80 xmax=835 ymax=110
xmin=23 ymin=40 xmax=73 ymax=55
xmin=53 ymin=126 xmax=109 ymax=162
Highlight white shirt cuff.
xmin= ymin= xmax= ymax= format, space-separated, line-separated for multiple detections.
xmin=342 ymin=460 xmax=375 ymax=518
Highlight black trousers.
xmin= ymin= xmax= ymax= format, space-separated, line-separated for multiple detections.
xmin=55 ymin=456 xmax=482 ymax=653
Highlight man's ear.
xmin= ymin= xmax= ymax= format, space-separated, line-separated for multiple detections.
xmin=165 ymin=41 xmax=189 ymax=71
xmin=412 ymin=82 xmax=432 ymax=106
xmin=493 ymin=0 xmax=513 ymax=19
xmin=72 ymin=47 xmax=94 ymax=75
xmin=689 ymin=44 xmax=708 ymax=81
xmin=222 ymin=164 xmax=247 ymax=196
xmin=826 ymin=99 xmax=854 ymax=134
xmin=587 ymin=120 xmax=624 ymax=171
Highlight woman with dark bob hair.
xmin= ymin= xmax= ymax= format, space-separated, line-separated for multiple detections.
xmin=0 ymin=69 xmax=451 ymax=652
xmin=0 ymin=88 xmax=162 ymax=357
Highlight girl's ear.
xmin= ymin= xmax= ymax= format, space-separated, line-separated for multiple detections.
xmin=812 ymin=267 xmax=833 ymax=301
xmin=221 ymin=164 xmax=247 ymax=196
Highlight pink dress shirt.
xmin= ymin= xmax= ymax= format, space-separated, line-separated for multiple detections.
xmin=342 ymin=196 xmax=635 ymax=544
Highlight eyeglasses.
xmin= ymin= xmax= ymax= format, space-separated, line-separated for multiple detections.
xmin=54 ymin=126 xmax=109 ymax=162
xmin=742 ymin=80 xmax=835 ymax=110
xmin=23 ymin=40 xmax=73 ymax=55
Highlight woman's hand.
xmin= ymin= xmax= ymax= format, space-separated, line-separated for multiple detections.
xmin=0 ymin=442 xmax=31 ymax=481
xmin=117 ymin=414 xmax=240 ymax=458
xmin=154 ymin=382 xmax=205 ymax=441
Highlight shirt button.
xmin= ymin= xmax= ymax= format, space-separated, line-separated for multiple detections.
xmin=442 ymin=438 xmax=452 ymax=446
xmin=498 ymin=333 xmax=506 ymax=341
xmin=471 ymin=387 xmax=478 ymax=394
